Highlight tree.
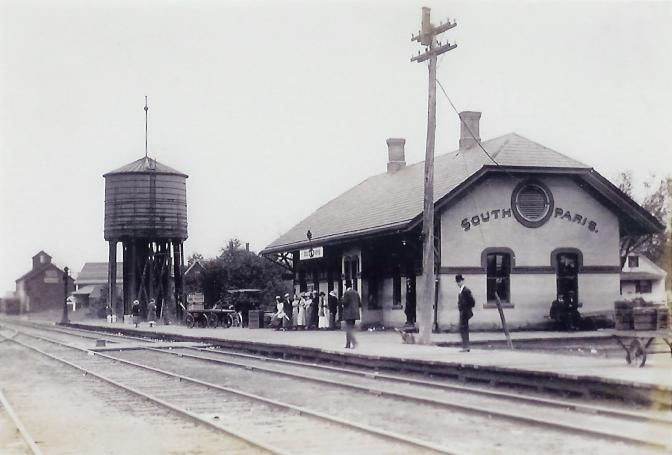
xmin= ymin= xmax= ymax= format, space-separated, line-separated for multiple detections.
xmin=198 ymin=239 xmax=290 ymax=310
xmin=615 ymin=171 xmax=670 ymax=268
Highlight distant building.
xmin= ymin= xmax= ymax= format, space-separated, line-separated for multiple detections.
xmin=184 ymin=260 xmax=205 ymax=293
xmin=15 ymin=251 xmax=74 ymax=313
xmin=74 ymin=262 xmax=123 ymax=308
xmin=620 ymin=254 xmax=667 ymax=303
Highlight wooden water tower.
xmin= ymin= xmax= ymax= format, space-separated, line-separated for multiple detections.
xmin=104 ymin=157 xmax=188 ymax=319
xmin=103 ymin=100 xmax=188 ymax=320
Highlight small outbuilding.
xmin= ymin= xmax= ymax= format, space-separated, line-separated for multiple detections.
xmin=15 ymin=251 xmax=75 ymax=313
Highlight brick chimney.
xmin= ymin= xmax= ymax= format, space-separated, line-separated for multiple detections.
xmin=459 ymin=111 xmax=481 ymax=149
xmin=386 ymin=138 xmax=406 ymax=173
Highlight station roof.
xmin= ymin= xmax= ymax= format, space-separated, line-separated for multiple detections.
xmin=262 ymin=133 xmax=665 ymax=254
xmin=103 ymin=156 xmax=188 ymax=177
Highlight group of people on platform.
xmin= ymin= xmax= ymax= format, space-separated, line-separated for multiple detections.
xmin=270 ymin=281 xmax=362 ymax=348
xmin=271 ymin=289 xmax=341 ymax=331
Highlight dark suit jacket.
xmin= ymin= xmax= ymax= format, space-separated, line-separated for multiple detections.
xmin=458 ymin=286 xmax=475 ymax=313
xmin=328 ymin=294 xmax=338 ymax=314
xmin=341 ymin=288 xmax=361 ymax=321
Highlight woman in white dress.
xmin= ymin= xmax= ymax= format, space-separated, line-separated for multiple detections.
xmin=318 ymin=292 xmax=330 ymax=329
xmin=271 ymin=296 xmax=288 ymax=330
xmin=297 ymin=293 xmax=307 ymax=329
xmin=292 ymin=295 xmax=300 ymax=328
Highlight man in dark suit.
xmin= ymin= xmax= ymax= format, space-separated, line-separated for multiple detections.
xmin=341 ymin=281 xmax=361 ymax=349
xmin=455 ymin=274 xmax=475 ymax=352
xmin=327 ymin=290 xmax=338 ymax=329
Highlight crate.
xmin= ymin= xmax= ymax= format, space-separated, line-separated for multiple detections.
xmin=633 ymin=307 xmax=657 ymax=331
xmin=187 ymin=303 xmax=204 ymax=311
xmin=614 ymin=301 xmax=635 ymax=330
xmin=657 ymin=307 xmax=669 ymax=330
xmin=614 ymin=320 xmax=633 ymax=330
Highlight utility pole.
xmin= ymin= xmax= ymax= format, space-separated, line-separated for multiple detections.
xmin=61 ymin=267 xmax=70 ymax=324
xmin=411 ymin=7 xmax=457 ymax=344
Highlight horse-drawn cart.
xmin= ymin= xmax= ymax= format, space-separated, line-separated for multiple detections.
xmin=612 ymin=329 xmax=672 ymax=368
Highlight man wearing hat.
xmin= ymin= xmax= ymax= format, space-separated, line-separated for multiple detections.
xmin=455 ymin=274 xmax=475 ymax=352
xmin=327 ymin=290 xmax=338 ymax=329
xmin=282 ymin=293 xmax=293 ymax=330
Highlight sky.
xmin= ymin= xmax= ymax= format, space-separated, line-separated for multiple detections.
xmin=1 ymin=0 xmax=671 ymax=293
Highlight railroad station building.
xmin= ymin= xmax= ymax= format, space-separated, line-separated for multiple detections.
xmin=262 ymin=112 xmax=664 ymax=330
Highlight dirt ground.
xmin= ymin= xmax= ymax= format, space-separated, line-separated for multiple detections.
xmin=0 ymin=341 xmax=263 ymax=455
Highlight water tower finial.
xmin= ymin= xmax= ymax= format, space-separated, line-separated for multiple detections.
xmin=144 ymin=96 xmax=149 ymax=158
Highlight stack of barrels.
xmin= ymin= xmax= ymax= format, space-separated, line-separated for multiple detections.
xmin=614 ymin=299 xmax=670 ymax=331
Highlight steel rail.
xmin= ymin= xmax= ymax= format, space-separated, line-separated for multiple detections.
xmin=185 ymin=345 xmax=672 ymax=425
xmin=146 ymin=346 xmax=671 ymax=451
xmin=8 ymin=321 xmax=671 ymax=425
xmin=2 ymin=320 xmax=152 ymax=344
xmin=0 ymin=388 xmax=44 ymax=455
xmin=9 ymin=329 xmax=456 ymax=455
xmin=0 ymin=333 xmax=285 ymax=455
xmin=8 ymin=321 xmax=670 ymax=426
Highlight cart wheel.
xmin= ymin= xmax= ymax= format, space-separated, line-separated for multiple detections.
xmin=185 ymin=314 xmax=195 ymax=329
xmin=222 ymin=314 xmax=232 ymax=328
xmin=208 ymin=315 xmax=218 ymax=328
xmin=628 ymin=339 xmax=647 ymax=368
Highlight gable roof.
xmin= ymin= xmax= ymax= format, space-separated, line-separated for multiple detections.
xmin=15 ymin=263 xmax=67 ymax=284
xmin=262 ymin=133 xmax=664 ymax=254
xmin=103 ymin=156 xmax=188 ymax=177
xmin=32 ymin=250 xmax=51 ymax=261
xmin=76 ymin=262 xmax=123 ymax=285
xmin=184 ymin=260 xmax=205 ymax=276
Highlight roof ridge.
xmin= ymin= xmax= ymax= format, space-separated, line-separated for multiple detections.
xmin=507 ymin=132 xmax=589 ymax=168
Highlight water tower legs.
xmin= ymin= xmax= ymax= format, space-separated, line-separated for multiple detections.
xmin=107 ymin=240 xmax=119 ymax=318
xmin=172 ymin=240 xmax=184 ymax=319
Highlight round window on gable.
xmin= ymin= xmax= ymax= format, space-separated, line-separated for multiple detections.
xmin=511 ymin=180 xmax=554 ymax=228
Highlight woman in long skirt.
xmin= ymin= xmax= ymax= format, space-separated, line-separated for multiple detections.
xmin=147 ymin=298 xmax=157 ymax=328
xmin=304 ymin=294 xmax=313 ymax=329
xmin=292 ymin=295 xmax=300 ymax=329
xmin=297 ymin=294 xmax=307 ymax=329
xmin=318 ymin=292 xmax=330 ymax=329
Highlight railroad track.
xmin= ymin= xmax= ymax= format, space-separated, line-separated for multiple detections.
xmin=180 ymin=344 xmax=672 ymax=425
xmin=7 ymin=323 xmax=672 ymax=454
xmin=5 ymin=322 xmax=672 ymax=453
xmin=24 ymin=320 xmax=668 ymax=426
xmin=133 ymin=345 xmax=671 ymax=451
xmin=0 ymin=385 xmax=42 ymax=455
xmin=0 ymin=327 xmax=271 ymax=455
xmin=1 ymin=326 xmax=453 ymax=455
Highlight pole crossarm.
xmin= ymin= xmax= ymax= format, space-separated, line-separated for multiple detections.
xmin=411 ymin=43 xmax=457 ymax=63
xmin=411 ymin=20 xmax=457 ymax=42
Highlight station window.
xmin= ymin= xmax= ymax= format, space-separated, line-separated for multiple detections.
xmin=486 ymin=253 xmax=510 ymax=302
xmin=636 ymin=280 xmax=652 ymax=294
xmin=628 ymin=256 xmax=639 ymax=268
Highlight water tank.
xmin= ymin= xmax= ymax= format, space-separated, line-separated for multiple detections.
xmin=104 ymin=157 xmax=188 ymax=241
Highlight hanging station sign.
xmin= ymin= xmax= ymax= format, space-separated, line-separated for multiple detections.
xmin=300 ymin=246 xmax=324 ymax=261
